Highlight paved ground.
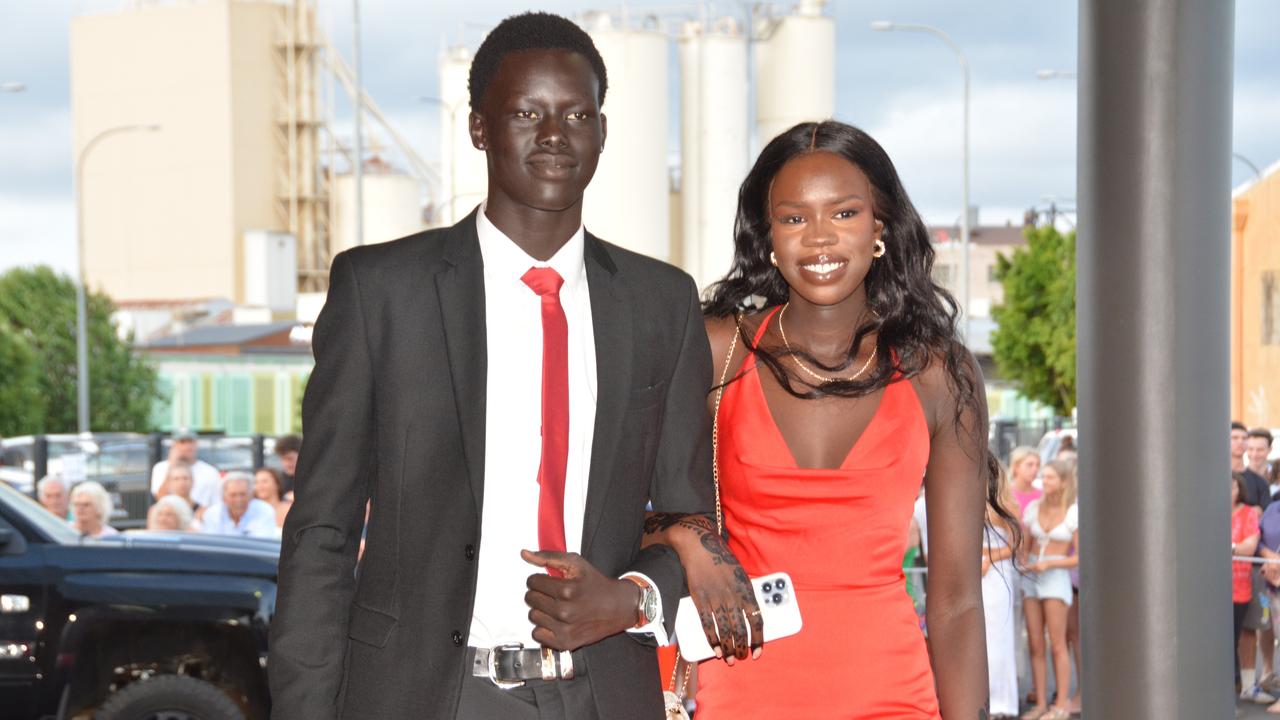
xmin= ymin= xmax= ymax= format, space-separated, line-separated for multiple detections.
xmin=1241 ymin=699 xmax=1280 ymax=718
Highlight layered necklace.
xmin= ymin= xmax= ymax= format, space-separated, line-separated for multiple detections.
xmin=776 ymin=302 xmax=877 ymax=384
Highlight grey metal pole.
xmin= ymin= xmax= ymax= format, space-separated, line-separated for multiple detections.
xmin=353 ymin=0 xmax=364 ymax=246
xmin=75 ymin=124 xmax=160 ymax=434
xmin=1078 ymin=1 xmax=1235 ymax=718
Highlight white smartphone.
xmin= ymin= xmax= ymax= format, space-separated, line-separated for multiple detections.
xmin=673 ymin=571 xmax=802 ymax=662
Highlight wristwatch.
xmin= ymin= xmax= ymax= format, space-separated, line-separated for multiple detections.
xmin=624 ymin=576 xmax=660 ymax=629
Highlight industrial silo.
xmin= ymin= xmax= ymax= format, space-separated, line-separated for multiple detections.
xmin=754 ymin=0 xmax=834 ymax=147
xmin=680 ymin=17 xmax=749 ymax=291
xmin=583 ymin=11 xmax=670 ymax=262
xmin=333 ymin=157 xmax=425 ymax=252
xmin=438 ymin=45 xmax=487 ymax=224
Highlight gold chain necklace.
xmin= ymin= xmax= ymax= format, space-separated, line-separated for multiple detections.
xmin=776 ymin=302 xmax=877 ymax=384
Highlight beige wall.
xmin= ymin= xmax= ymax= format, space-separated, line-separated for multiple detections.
xmin=71 ymin=0 xmax=290 ymax=304
xmin=931 ymin=240 xmax=1016 ymax=319
xmin=1232 ymin=166 xmax=1280 ymax=427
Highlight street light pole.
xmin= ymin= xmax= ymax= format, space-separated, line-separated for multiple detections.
xmin=75 ymin=124 xmax=161 ymax=434
xmin=872 ymin=21 xmax=970 ymax=340
xmin=352 ymin=0 xmax=364 ymax=247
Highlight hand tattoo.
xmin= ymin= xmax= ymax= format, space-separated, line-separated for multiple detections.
xmin=644 ymin=512 xmax=716 ymax=536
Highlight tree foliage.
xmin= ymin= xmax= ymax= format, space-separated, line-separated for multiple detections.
xmin=990 ymin=225 xmax=1077 ymax=416
xmin=0 ymin=323 xmax=44 ymax=435
xmin=0 ymin=266 xmax=161 ymax=433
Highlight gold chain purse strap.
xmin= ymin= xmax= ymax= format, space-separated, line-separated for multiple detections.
xmin=665 ymin=314 xmax=743 ymax=720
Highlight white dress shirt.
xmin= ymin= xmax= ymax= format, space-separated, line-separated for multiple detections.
xmin=150 ymin=459 xmax=221 ymax=509
xmin=468 ymin=205 xmax=664 ymax=649
xmin=200 ymin=498 xmax=278 ymax=538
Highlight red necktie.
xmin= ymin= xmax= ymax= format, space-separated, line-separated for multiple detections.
xmin=521 ymin=267 xmax=569 ymax=561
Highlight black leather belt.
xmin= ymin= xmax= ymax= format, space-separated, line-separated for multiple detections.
xmin=470 ymin=644 xmax=584 ymax=688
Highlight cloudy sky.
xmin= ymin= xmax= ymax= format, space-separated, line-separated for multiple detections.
xmin=1 ymin=0 xmax=1276 ymax=275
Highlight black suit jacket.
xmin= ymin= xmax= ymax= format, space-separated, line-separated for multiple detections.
xmin=268 ymin=212 xmax=714 ymax=719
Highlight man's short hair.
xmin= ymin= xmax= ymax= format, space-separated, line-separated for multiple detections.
xmin=1249 ymin=428 xmax=1274 ymax=445
xmin=1232 ymin=421 xmax=1248 ymax=433
xmin=37 ymin=474 xmax=65 ymax=495
xmin=468 ymin=12 xmax=608 ymax=112
xmin=275 ymin=434 xmax=302 ymax=456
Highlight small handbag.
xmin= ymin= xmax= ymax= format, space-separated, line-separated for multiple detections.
xmin=663 ymin=315 xmax=743 ymax=719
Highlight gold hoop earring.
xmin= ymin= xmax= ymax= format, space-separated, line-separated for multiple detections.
xmin=770 ymin=251 xmax=778 ymax=267
xmin=872 ymin=240 xmax=886 ymax=258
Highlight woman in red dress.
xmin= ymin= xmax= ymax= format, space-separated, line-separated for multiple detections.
xmin=645 ymin=121 xmax=1016 ymax=718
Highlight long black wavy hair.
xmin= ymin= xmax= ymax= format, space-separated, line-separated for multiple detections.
xmin=704 ymin=120 xmax=1020 ymax=551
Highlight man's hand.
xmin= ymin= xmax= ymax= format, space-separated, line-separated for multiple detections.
xmin=522 ymin=550 xmax=641 ymax=651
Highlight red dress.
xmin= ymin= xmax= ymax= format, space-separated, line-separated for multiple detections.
xmin=694 ymin=310 xmax=941 ymax=719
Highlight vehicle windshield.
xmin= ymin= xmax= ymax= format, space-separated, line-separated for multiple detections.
xmin=0 ymin=479 xmax=82 ymax=544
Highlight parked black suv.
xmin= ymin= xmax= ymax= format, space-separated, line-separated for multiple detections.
xmin=0 ymin=481 xmax=277 ymax=720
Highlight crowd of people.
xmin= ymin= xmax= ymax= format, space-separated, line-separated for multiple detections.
xmin=34 ymin=430 xmax=302 ymax=541
xmin=911 ymin=438 xmax=1081 ymax=720
xmin=1230 ymin=422 xmax=1280 ymax=712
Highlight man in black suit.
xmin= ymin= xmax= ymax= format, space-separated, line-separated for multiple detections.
xmin=269 ymin=13 xmax=714 ymax=720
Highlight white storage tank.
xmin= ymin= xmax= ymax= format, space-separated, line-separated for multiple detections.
xmin=583 ymin=11 xmax=670 ymax=262
xmin=754 ymin=0 xmax=834 ymax=148
xmin=438 ymin=45 xmax=488 ymax=224
xmin=680 ymin=17 xmax=749 ymax=291
xmin=332 ymin=157 xmax=424 ymax=253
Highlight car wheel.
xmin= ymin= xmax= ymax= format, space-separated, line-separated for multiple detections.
xmin=94 ymin=674 xmax=245 ymax=720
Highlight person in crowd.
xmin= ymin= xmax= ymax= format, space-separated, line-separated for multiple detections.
xmin=1251 ymin=428 xmax=1280 ymax=700
xmin=274 ymin=434 xmax=301 ymax=498
xmin=37 ymin=473 xmax=71 ymax=521
xmin=1236 ymin=473 xmax=1265 ymax=695
xmin=1234 ymin=422 xmax=1271 ymax=509
xmin=69 ymin=481 xmax=119 ymax=538
xmin=1254 ymin=476 xmax=1280 ymax=713
xmin=156 ymin=461 xmax=203 ymax=518
xmin=150 ymin=429 xmax=220 ymax=508
xmin=146 ymin=495 xmax=194 ymax=532
xmin=1234 ymin=422 xmax=1276 ymax=702
xmin=983 ymin=464 xmax=1021 ymax=718
xmin=1250 ymin=428 xmax=1274 ymax=493
xmin=201 ymin=472 xmax=278 ymax=538
xmin=1008 ymin=445 xmax=1043 ymax=517
xmin=644 ymin=121 xmax=1007 ymax=718
xmin=1021 ymin=460 xmax=1079 ymax=720
xmin=253 ymin=466 xmax=292 ymax=528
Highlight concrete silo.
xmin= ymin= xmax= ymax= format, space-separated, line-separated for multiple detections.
xmin=754 ymin=0 xmax=834 ymax=147
xmin=583 ymin=12 xmax=670 ymax=262
xmin=437 ymin=46 xmax=488 ymax=224
xmin=333 ymin=157 xmax=424 ymax=253
xmin=679 ymin=18 xmax=749 ymax=291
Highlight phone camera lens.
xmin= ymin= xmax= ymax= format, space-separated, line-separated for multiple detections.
xmin=775 ymin=578 xmax=786 ymax=589
xmin=762 ymin=582 xmax=772 ymax=593
xmin=772 ymin=593 xmax=783 ymax=605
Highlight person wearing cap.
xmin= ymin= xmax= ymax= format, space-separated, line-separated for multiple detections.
xmin=149 ymin=429 xmax=221 ymax=509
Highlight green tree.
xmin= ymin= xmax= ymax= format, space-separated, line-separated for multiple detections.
xmin=0 ymin=266 xmax=161 ymax=433
xmin=990 ymin=225 xmax=1077 ymax=416
xmin=0 ymin=323 xmax=44 ymax=435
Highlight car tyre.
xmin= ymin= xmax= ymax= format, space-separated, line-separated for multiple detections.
xmin=94 ymin=674 xmax=245 ymax=720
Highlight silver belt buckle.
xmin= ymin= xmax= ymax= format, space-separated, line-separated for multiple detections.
xmin=487 ymin=642 xmax=526 ymax=689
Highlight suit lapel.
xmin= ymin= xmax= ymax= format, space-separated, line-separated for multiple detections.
xmin=435 ymin=211 xmax=487 ymax=515
xmin=581 ymin=233 xmax=632 ymax=556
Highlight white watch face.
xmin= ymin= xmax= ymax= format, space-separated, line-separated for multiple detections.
xmin=642 ymin=587 xmax=659 ymax=623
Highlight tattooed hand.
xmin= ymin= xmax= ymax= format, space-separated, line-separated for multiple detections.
xmin=643 ymin=512 xmax=763 ymax=664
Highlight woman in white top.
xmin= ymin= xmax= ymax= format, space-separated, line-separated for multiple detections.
xmin=1019 ymin=460 xmax=1079 ymax=720
xmin=69 ymin=481 xmax=120 ymax=538
xmin=983 ymin=464 xmax=1022 ymax=718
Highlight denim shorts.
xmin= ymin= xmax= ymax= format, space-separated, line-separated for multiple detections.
xmin=1028 ymin=565 xmax=1074 ymax=606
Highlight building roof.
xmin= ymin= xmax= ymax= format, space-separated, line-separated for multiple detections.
xmin=140 ymin=321 xmax=303 ymax=350
xmin=1233 ymin=157 xmax=1280 ymax=199
xmin=927 ymin=223 xmax=1028 ymax=247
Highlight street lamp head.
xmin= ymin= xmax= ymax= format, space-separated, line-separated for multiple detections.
xmin=869 ymin=20 xmax=895 ymax=32
xmin=144 ymin=124 xmax=162 ymax=132
xmin=1 ymin=82 xmax=26 ymax=93
xmin=1036 ymin=69 xmax=1057 ymax=80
